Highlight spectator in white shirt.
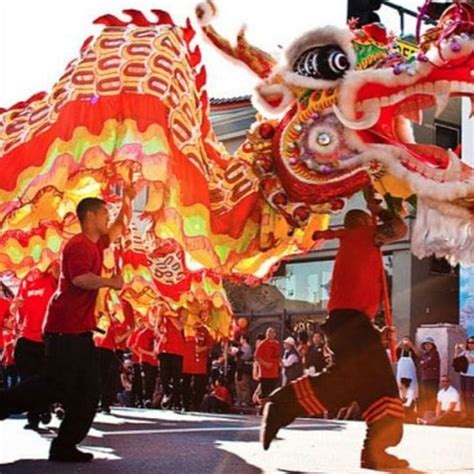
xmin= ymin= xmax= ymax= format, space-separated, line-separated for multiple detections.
xmin=419 ymin=376 xmax=461 ymax=426
xmin=281 ymin=337 xmax=303 ymax=386
xmin=399 ymin=378 xmax=416 ymax=423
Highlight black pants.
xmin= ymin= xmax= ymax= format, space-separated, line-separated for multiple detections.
xmin=460 ymin=375 xmax=474 ymax=419
xmin=142 ymin=362 xmax=158 ymax=402
xmin=2 ymin=365 xmax=19 ymax=388
xmin=419 ymin=379 xmax=439 ymax=416
xmin=269 ymin=310 xmax=404 ymax=454
xmin=97 ymin=347 xmax=120 ymax=410
xmin=159 ymin=353 xmax=183 ymax=408
xmin=201 ymin=395 xmax=230 ymax=413
xmin=261 ymin=378 xmax=279 ymax=398
xmin=0 ymin=332 xmax=99 ymax=450
xmin=14 ymin=337 xmax=46 ymax=425
xmin=182 ymin=373 xmax=208 ymax=410
xmin=132 ymin=363 xmax=144 ymax=406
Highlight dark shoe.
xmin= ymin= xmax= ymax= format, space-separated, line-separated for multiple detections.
xmin=160 ymin=395 xmax=171 ymax=410
xmin=39 ymin=411 xmax=52 ymax=425
xmin=361 ymin=449 xmax=409 ymax=470
xmin=49 ymin=445 xmax=93 ymax=463
xmin=144 ymin=399 xmax=153 ymax=409
xmin=23 ymin=422 xmax=39 ymax=431
xmin=101 ymin=406 xmax=111 ymax=414
xmin=260 ymin=402 xmax=282 ymax=451
xmin=54 ymin=406 xmax=65 ymax=420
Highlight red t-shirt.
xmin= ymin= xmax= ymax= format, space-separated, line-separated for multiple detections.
xmin=127 ymin=327 xmax=142 ymax=364
xmin=114 ymin=300 xmax=135 ymax=351
xmin=0 ymin=297 xmax=11 ymax=350
xmin=135 ymin=327 xmax=158 ymax=366
xmin=18 ymin=272 xmax=57 ymax=342
xmin=94 ymin=324 xmax=116 ymax=351
xmin=212 ymin=385 xmax=232 ymax=406
xmin=1 ymin=332 xmax=15 ymax=366
xmin=44 ymin=233 xmax=110 ymax=334
xmin=157 ymin=317 xmax=184 ymax=356
xmin=255 ymin=339 xmax=281 ymax=379
xmin=328 ymin=226 xmax=383 ymax=320
xmin=183 ymin=328 xmax=213 ymax=375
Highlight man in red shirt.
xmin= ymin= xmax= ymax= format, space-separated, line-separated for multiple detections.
xmin=0 ymin=195 xmax=130 ymax=463
xmin=182 ymin=323 xmax=213 ymax=411
xmin=135 ymin=322 xmax=158 ymax=408
xmin=0 ymin=295 xmax=11 ymax=372
xmin=127 ymin=323 xmax=145 ymax=407
xmin=254 ymin=327 xmax=281 ymax=398
xmin=94 ymin=318 xmax=119 ymax=414
xmin=157 ymin=312 xmax=185 ymax=410
xmin=261 ymin=197 xmax=409 ymax=470
xmin=13 ymin=262 xmax=59 ymax=429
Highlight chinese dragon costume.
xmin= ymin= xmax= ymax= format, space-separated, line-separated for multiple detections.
xmin=0 ymin=1 xmax=473 ymax=337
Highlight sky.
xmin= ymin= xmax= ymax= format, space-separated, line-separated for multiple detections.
xmin=0 ymin=0 xmax=424 ymax=106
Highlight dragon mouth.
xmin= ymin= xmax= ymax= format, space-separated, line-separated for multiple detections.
xmin=333 ymin=37 xmax=474 ymax=182
xmin=335 ymin=80 xmax=474 ymax=181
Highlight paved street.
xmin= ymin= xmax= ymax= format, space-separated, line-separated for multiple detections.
xmin=0 ymin=408 xmax=473 ymax=473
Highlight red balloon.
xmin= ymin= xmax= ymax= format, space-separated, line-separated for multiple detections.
xmin=237 ymin=317 xmax=248 ymax=329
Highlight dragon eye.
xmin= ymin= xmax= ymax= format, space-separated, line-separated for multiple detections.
xmin=293 ymin=45 xmax=349 ymax=80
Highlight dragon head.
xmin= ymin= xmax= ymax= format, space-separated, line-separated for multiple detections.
xmin=198 ymin=1 xmax=474 ymax=263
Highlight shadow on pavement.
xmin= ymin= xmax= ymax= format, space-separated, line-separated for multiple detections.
xmin=0 ymin=410 xmax=269 ymax=473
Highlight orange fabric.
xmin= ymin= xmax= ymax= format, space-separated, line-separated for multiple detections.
xmin=328 ymin=226 xmax=383 ymax=320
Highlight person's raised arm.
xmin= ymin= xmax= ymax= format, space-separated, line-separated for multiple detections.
xmin=312 ymin=229 xmax=345 ymax=241
xmin=108 ymin=187 xmax=136 ymax=243
xmin=364 ymin=188 xmax=407 ymax=246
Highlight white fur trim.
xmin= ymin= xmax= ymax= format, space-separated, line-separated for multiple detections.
xmin=285 ymin=26 xmax=357 ymax=69
xmin=252 ymin=82 xmax=294 ymax=117
xmin=195 ymin=1 xmax=217 ymax=27
xmin=338 ymin=61 xmax=432 ymax=119
xmin=338 ymin=127 xmax=474 ymax=203
xmin=281 ymin=71 xmax=343 ymax=90
xmin=281 ymin=26 xmax=356 ymax=90
xmin=412 ymin=199 xmax=474 ymax=266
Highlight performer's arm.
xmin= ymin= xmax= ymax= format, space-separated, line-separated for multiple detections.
xmin=67 ymin=238 xmax=124 ymax=290
xmin=365 ymin=190 xmax=407 ymax=246
xmin=374 ymin=209 xmax=407 ymax=246
xmin=73 ymin=272 xmax=123 ymax=291
xmin=108 ymin=187 xmax=135 ymax=243
xmin=168 ymin=315 xmax=185 ymax=331
xmin=312 ymin=229 xmax=345 ymax=241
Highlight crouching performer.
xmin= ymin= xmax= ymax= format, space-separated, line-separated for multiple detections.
xmin=260 ymin=194 xmax=409 ymax=470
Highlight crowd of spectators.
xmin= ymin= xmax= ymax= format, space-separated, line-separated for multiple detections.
xmin=0 ymin=271 xmax=472 ymax=427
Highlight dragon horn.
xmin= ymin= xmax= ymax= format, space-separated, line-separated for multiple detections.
xmin=195 ymin=1 xmax=277 ymax=79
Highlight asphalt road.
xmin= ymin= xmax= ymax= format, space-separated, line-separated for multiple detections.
xmin=0 ymin=408 xmax=473 ymax=473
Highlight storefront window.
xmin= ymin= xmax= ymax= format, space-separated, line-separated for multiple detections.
xmin=271 ymin=255 xmax=393 ymax=310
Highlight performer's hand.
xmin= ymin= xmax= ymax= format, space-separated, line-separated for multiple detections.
xmin=109 ymin=275 xmax=124 ymax=290
xmin=312 ymin=230 xmax=325 ymax=241
xmin=124 ymin=185 xmax=137 ymax=201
